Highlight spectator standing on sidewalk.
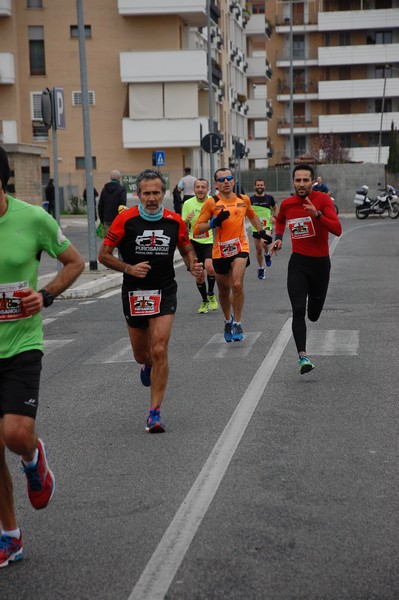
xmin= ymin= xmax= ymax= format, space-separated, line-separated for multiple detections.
xmin=0 ymin=146 xmax=84 ymax=568
xmin=178 ymin=167 xmax=197 ymax=203
xmin=98 ymin=170 xmax=127 ymax=238
xmin=45 ymin=178 xmax=55 ymax=218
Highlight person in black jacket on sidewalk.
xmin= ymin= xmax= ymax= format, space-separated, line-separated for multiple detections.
xmin=98 ymin=170 xmax=127 ymax=238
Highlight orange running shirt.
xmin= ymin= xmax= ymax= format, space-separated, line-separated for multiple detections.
xmin=193 ymin=194 xmax=256 ymax=259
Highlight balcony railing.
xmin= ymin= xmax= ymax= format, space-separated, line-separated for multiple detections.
xmin=277 ymin=81 xmax=318 ymax=95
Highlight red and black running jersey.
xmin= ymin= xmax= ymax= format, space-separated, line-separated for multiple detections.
xmin=275 ymin=190 xmax=342 ymax=257
xmin=103 ymin=206 xmax=190 ymax=289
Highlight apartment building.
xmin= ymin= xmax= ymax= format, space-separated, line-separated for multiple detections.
xmin=0 ymin=0 xmax=271 ymax=203
xmin=266 ymin=0 xmax=399 ymax=166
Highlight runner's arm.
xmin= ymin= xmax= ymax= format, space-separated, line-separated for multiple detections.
xmin=178 ymin=243 xmax=203 ymax=276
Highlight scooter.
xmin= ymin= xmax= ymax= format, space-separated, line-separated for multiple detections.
xmin=354 ymin=184 xmax=399 ymax=219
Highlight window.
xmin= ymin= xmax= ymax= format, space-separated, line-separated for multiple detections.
xmin=72 ymin=91 xmax=96 ymax=106
xmin=70 ymin=25 xmax=92 ymax=38
xmin=27 ymin=0 xmax=43 ymax=7
xmin=376 ymin=65 xmax=392 ymax=79
xmin=76 ymin=156 xmax=96 ymax=170
xmin=293 ymin=35 xmax=305 ymax=60
xmin=294 ymin=136 xmax=306 ymax=157
xmin=375 ymin=31 xmax=392 ymax=45
xmin=251 ymin=2 xmax=265 ymax=14
xmin=32 ymin=124 xmax=49 ymax=142
xmin=375 ymin=98 xmax=392 ymax=113
xmin=29 ymin=26 xmax=45 ymax=75
xmin=339 ymin=31 xmax=351 ymax=46
xmin=30 ymin=92 xmax=43 ymax=120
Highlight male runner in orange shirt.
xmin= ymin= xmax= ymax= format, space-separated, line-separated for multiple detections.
xmin=193 ymin=168 xmax=271 ymax=342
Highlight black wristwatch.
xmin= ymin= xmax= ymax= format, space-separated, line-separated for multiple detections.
xmin=315 ymin=211 xmax=322 ymax=220
xmin=39 ymin=289 xmax=55 ymax=308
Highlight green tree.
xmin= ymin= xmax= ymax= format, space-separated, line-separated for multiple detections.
xmin=386 ymin=121 xmax=399 ymax=174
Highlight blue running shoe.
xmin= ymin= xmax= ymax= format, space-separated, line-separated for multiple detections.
xmin=145 ymin=408 xmax=166 ymax=433
xmin=257 ymin=268 xmax=265 ymax=280
xmin=265 ymin=253 xmax=272 ymax=267
xmin=0 ymin=534 xmax=23 ymax=568
xmin=232 ymin=323 xmax=244 ymax=341
xmin=140 ymin=364 xmax=152 ymax=387
xmin=298 ymin=355 xmax=315 ymax=375
xmin=224 ymin=316 xmax=233 ymax=342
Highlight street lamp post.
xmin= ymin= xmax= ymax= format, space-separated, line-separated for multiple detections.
xmin=377 ymin=64 xmax=390 ymax=164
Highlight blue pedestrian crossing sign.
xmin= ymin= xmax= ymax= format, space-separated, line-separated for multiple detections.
xmin=155 ymin=151 xmax=165 ymax=167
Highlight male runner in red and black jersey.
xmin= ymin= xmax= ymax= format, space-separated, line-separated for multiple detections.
xmin=271 ymin=164 xmax=342 ymax=375
xmin=98 ymin=169 xmax=202 ymax=432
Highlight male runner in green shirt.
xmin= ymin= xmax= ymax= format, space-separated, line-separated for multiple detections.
xmin=0 ymin=147 xmax=84 ymax=568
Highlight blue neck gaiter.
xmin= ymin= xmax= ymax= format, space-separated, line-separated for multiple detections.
xmin=138 ymin=203 xmax=165 ymax=221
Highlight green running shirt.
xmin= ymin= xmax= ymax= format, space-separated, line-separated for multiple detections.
xmin=182 ymin=195 xmax=214 ymax=245
xmin=0 ymin=195 xmax=70 ymax=358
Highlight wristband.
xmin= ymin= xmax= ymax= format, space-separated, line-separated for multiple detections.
xmin=209 ymin=217 xmax=216 ymax=228
xmin=124 ymin=265 xmax=130 ymax=274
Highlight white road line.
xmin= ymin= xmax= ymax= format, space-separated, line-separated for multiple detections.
xmin=307 ymin=330 xmax=359 ymax=355
xmin=42 ymin=318 xmax=57 ymax=326
xmin=128 ymin=318 xmax=292 ymax=600
xmin=194 ymin=332 xmax=262 ymax=359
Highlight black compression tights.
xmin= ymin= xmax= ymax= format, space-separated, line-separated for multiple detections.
xmin=287 ymin=253 xmax=331 ymax=354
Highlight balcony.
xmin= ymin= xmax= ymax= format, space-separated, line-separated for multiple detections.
xmin=318 ymin=9 xmax=398 ymax=32
xmin=319 ymin=112 xmax=399 ymax=135
xmin=318 ymin=78 xmax=399 ymax=101
xmin=247 ymin=138 xmax=267 ymax=159
xmin=117 ymin=0 xmax=207 ymax=26
xmin=120 ymin=50 xmax=207 ymax=83
xmin=0 ymin=0 xmax=11 ymax=16
xmin=277 ymin=80 xmax=318 ymax=102
xmin=277 ymin=115 xmax=319 ymax=135
xmin=276 ymin=48 xmax=318 ymax=68
xmin=318 ymin=44 xmax=399 ymax=67
xmin=0 ymin=53 xmax=15 ymax=84
xmin=246 ymin=56 xmax=266 ymax=79
xmin=122 ymin=117 xmax=209 ymax=148
xmin=244 ymin=14 xmax=266 ymax=38
xmin=247 ymin=99 xmax=266 ymax=119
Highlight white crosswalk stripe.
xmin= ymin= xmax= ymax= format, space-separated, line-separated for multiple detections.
xmin=307 ymin=330 xmax=359 ymax=355
xmin=83 ymin=338 xmax=134 ymax=364
xmin=194 ymin=332 xmax=262 ymax=358
xmin=43 ymin=339 xmax=74 ymax=354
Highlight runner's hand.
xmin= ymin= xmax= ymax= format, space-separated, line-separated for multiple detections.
xmin=190 ymin=258 xmax=203 ymax=276
xmin=258 ymin=230 xmax=272 ymax=244
xmin=271 ymin=241 xmax=282 ymax=255
xmin=129 ymin=261 xmax=151 ymax=278
xmin=210 ymin=210 xmax=230 ymax=228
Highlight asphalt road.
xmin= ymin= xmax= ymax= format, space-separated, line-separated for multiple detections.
xmin=2 ymin=216 xmax=398 ymax=599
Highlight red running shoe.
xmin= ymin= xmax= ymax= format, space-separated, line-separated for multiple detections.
xmin=21 ymin=438 xmax=55 ymax=510
xmin=0 ymin=533 xmax=23 ymax=568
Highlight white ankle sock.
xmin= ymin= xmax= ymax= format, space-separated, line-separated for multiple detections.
xmin=2 ymin=528 xmax=21 ymax=540
xmin=21 ymin=448 xmax=39 ymax=468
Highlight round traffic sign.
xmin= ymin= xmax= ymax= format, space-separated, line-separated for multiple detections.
xmin=201 ymin=133 xmax=222 ymax=154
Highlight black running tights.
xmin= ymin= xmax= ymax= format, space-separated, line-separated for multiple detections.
xmin=287 ymin=253 xmax=331 ymax=353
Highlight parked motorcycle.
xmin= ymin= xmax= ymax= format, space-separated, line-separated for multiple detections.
xmin=354 ymin=184 xmax=399 ymax=219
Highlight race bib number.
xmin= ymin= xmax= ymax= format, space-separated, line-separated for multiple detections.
xmin=0 ymin=281 xmax=31 ymax=322
xmin=128 ymin=290 xmax=161 ymax=316
xmin=193 ymin=230 xmax=210 ymax=240
xmin=287 ymin=216 xmax=315 ymax=240
xmin=219 ymin=238 xmax=242 ymax=258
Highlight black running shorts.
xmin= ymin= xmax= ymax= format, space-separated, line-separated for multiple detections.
xmin=212 ymin=253 xmax=250 ymax=275
xmin=122 ymin=281 xmax=177 ymax=329
xmin=0 ymin=350 xmax=43 ymax=418
xmin=191 ymin=240 xmax=213 ymax=264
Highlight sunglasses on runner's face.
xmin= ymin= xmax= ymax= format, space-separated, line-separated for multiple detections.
xmin=216 ymin=175 xmax=234 ymax=182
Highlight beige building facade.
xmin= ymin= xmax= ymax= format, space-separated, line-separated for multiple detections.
xmin=0 ymin=0 xmax=271 ymax=204
xmin=266 ymin=0 xmax=399 ymax=166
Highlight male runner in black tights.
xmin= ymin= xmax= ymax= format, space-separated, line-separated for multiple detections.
xmin=271 ymin=164 xmax=342 ymax=374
